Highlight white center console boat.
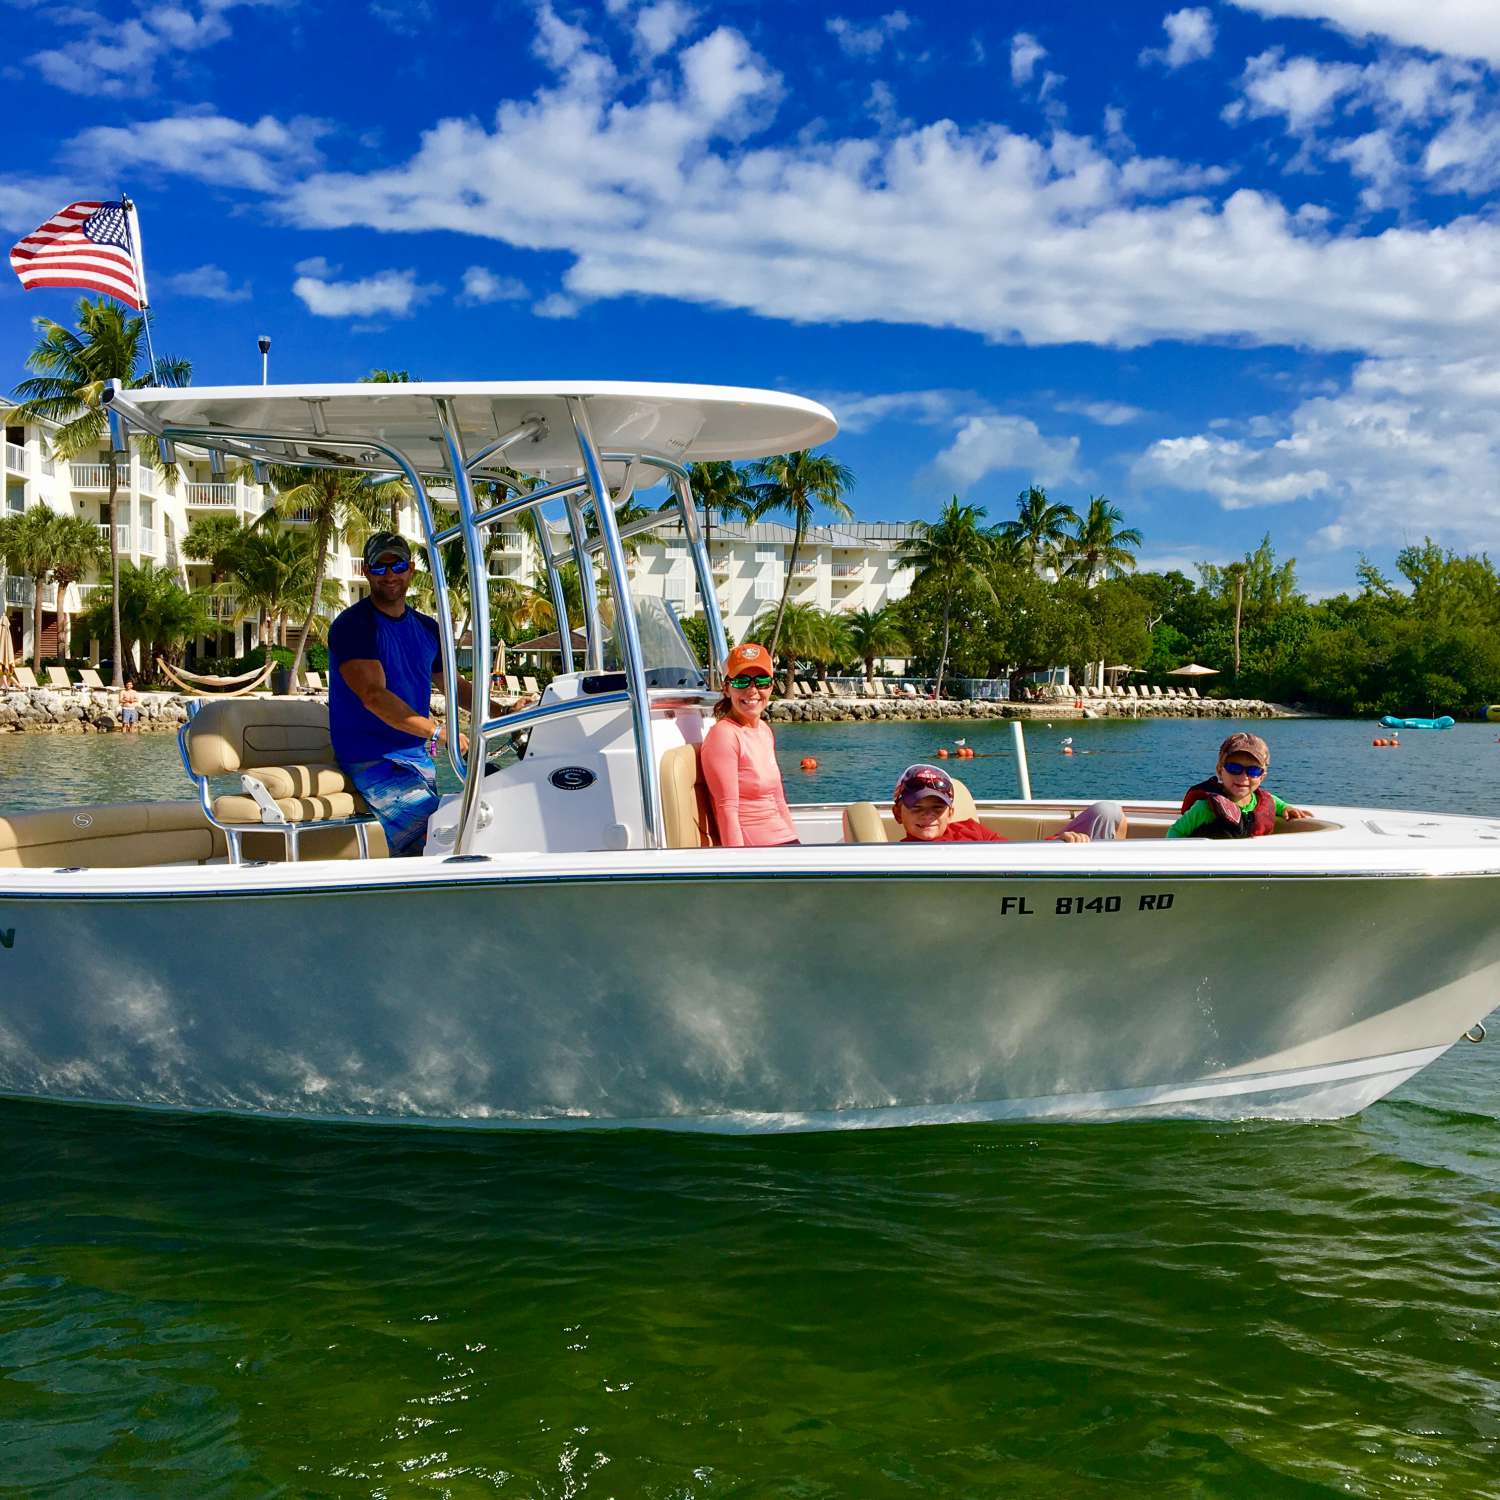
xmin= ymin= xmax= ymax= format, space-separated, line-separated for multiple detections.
xmin=0 ymin=382 xmax=1495 ymax=1130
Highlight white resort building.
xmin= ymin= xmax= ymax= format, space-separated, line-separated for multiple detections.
xmin=4 ymin=400 xmax=919 ymax=669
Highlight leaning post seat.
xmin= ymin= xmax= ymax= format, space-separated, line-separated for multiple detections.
xmin=658 ymin=742 xmax=716 ymax=848
xmin=181 ymin=697 xmax=384 ymax=862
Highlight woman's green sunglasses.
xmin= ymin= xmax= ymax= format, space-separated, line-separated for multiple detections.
xmin=727 ymin=674 xmax=774 ymax=689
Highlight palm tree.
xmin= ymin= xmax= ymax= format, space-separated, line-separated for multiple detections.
xmin=80 ymin=559 xmax=209 ymax=679
xmin=1063 ymin=496 xmax=1143 ymax=585
xmin=263 ymin=465 xmax=403 ymax=689
xmin=688 ymin=459 xmax=755 ymax=589
xmin=744 ymin=601 xmax=834 ymax=694
xmin=47 ymin=514 xmax=109 ymax=661
xmin=901 ymin=498 xmax=995 ymax=699
xmin=744 ymin=449 xmax=855 ymax=682
xmin=361 ymin=370 xmax=417 ymax=527
xmin=222 ymin=522 xmax=334 ymax=647
xmin=998 ymin=485 xmax=1079 ymax=574
xmin=10 ymin=298 xmax=190 ymax=685
xmin=843 ymin=605 xmax=908 ymax=681
xmin=0 ymin=507 xmax=107 ymax=669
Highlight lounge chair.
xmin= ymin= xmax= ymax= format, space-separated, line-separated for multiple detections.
xmin=77 ymin=668 xmax=106 ymax=692
xmin=1150 ymin=685 xmax=1164 ymax=699
xmin=303 ymin=670 xmax=323 ymax=693
xmin=45 ymin=666 xmax=73 ymax=691
xmin=872 ymin=679 xmax=888 ymax=698
xmin=1125 ymin=686 xmax=1138 ymax=699
xmin=1188 ymin=686 xmax=1202 ymax=700
xmin=523 ymin=675 xmax=541 ymax=696
xmin=12 ymin=666 xmax=39 ymax=690
xmin=797 ymin=680 xmax=813 ymax=697
xmin=503 ymin=674 xmax=524 ymax=697
xmin=816 ymin=682 xmax=832 ymax=698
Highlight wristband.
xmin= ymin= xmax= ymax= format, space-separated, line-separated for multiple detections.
xmin=426 ymin=726 xmax=441 ymax=757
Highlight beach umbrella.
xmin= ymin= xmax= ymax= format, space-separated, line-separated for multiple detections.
xmin=1167 ymin=663 xmax=1219 ymax=677
xmin=0 ymin=616 xmax=15 ymax=686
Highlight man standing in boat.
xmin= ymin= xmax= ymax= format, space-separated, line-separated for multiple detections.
xmin=328 ymin=532 xmax=466 ymax=857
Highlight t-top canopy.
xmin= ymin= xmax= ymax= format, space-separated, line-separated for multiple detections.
xmin=106 ymin=380 xmax=838 ymax=473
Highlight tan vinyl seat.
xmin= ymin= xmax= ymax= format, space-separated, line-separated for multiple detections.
xmin=659 ymin=742 xmax=716 ymax=848
xmin=843 ymin=776 xmax=979 ymax=843
xmin=183 ymin=697 xmax=384 ymax=861
xmin=0 ymin=800 xmax=227 ymax=868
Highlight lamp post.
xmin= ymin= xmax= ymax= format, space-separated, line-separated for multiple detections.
xmin=257 ymin=335 xmax=271 ymax=386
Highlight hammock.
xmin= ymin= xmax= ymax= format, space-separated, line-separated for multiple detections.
xmin=156 ymin=656 xmax=278 ymax=698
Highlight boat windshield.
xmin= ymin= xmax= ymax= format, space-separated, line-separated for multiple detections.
xmin=603 ymin=594 xmax=706 ymax=686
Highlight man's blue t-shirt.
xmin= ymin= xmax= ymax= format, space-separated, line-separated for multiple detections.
xmin=327 ymin=597 xmax=442 ymax=765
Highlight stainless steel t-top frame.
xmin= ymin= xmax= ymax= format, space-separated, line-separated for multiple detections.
xmin=102 ymin=383 xmax=732 ymax=856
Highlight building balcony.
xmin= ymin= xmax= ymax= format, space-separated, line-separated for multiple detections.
xmin=185 ymin=482 xmax=238 ymax=508
xmin=712 ymin=559 xmax=730 ymax=576
xmin=4 ymin=442 xmax=25 ymax=473
xmin=70 ymin=462 xmax=132 ymax=490
xmin=833 ymin=563 xmax=865 ymax=578
xmin=4 ymin=575 xmax=32 ymax=607
xmin=206 ymin=595 xmax=241 ymax=622
xmin=792 ymin=561 xmax=817 ymax=576
xmin=40 ymin=455 xmax=55 ymax=478
xmin=493 ymin=530 xmax=527 ymax=552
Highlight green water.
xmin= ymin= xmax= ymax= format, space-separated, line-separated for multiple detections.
xmin=3 ymin=719 xmax=1499 ymax=1497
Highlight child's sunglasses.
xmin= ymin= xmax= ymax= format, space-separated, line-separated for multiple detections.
xmin=1222 ymin=761 xmax=1265 ymax=777
xmin=727 ymin=674 xmax=774 ymax=689
xmin=366 ymin=559 xmax=411 ymax=576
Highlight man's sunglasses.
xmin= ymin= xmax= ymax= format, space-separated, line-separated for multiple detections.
xmin=366 ymin=559 xmax=411 ymax=576
xmin=727 ymin=674 xmax=774 ymax=689
xmin=1222 ymin=761 xmax=1265 ymax=777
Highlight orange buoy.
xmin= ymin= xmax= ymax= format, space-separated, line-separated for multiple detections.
xmin=1062 ymin=746 xmax=1074 ymax=755
xmin=799 ymin=757 xmax=818 ymax=771
xmin=936 ymin=748 xmax=950 ymax=758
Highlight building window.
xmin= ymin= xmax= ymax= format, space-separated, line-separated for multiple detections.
xmin=753 ymin=576 xmax=777 ymax=601
xmin=755 ymin=547 xmax=776 ymax=563
xmin=5 ymin=482 xmax=23 ymax=515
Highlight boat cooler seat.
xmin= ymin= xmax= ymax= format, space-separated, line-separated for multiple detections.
xmin=183 ymin=697 xmax=386 ymax=861
xmin=843 ymin=777 xmax=980 ymax=843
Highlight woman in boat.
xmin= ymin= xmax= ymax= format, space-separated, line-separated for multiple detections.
xmin=701 ymin=642 xmax=798 ymax=847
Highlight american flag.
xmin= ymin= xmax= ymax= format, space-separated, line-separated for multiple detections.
xmin=9 ymin=200 xmax=143 ymax=309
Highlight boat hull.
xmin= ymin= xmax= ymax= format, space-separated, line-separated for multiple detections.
xmin=2 ymin=866 xmax=1496 ymax=1130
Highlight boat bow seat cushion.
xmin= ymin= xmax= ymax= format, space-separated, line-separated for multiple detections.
xmin=250 ymin=764 xmax=355 ymax=800
xmin=659 ymin=742 xmax=715 ymax=848
xmin=212 ymin=791 xmax=368 ymax=825
xmin=186 ymin=697 xmax=339 ymax=776
xmin=0 ymin=800 xmax=226 ymax=867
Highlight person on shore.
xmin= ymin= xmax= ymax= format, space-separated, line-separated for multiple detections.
xmin=329 ymin=532 xmax=489 ymax=857
xmin=119 ymin=679 xmax=139 ymax=733
xmin=1166 ymin=731 xmax=1313 ymax=839
xmin=701 ymin=642 xmax=798 ymax=847
xmin=891 ymin=763 xmax=1127 ymax=843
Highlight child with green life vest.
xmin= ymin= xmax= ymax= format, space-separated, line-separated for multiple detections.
xmin=1166 ymin=730 xmax=1314 ymax=839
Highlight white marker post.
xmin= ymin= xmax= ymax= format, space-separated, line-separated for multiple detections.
xmin=1011 ymin=719 xmax=1032 ymax=801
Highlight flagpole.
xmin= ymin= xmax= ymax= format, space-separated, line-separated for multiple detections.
xmin=119 ymin=192 xmax=158 ymax=377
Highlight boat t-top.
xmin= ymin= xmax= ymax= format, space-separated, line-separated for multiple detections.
xmin=0 ymin=381 xmax=1495 ymax=1130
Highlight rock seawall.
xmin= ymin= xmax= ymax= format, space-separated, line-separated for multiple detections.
xmin=767 ymin=695 xmax=1296 ymax=724
xmin=0 ymin=686 xmax=1298 ymax=734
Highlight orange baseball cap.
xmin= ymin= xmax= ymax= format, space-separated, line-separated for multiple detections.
xmin=724 ymin=642 xmax=775 ymax=678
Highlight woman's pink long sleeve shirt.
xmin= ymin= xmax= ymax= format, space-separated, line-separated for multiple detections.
xmin=700 ymin=716 xmax=797 ymax=847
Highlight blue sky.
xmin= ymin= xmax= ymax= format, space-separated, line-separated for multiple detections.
xmin=5 ymin=0 xmax=1500 ymax=594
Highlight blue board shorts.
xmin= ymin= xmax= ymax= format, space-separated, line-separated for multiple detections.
xmin=345 ymin=753 xmax=439 ymax=857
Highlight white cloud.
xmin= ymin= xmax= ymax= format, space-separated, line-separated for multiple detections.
xmin=821 ymin=389 xmax=964 ymax=433
xmin=68 ymin=112 xmax=326 ymax=192
xmin=1141 ymin=8 xmax=1216 ymax=68
xmin=1057 ymin=400 xmax=1149 ymax=426
xmin=0 ymin=176 xmax=75 ymax=234
xmin=825 ymin=11 xmax=910 ymax=60
xmin=1227 ymin=49 xmax=1362 ymax=132
xmin=934 ymin=414 xmax=1080 ymax=489
xmin=164 ymin=264 xmax=251 ymax=301
xmin=634 ymin=0 xmax=697 ymax=59
xmin=28 ymin=0 xmax=281 ymax=98
xmin=1135 ymin=354 xmax=1500 ymax=551
xmin=1010 ymin=31 xmax=1046 ymax=86
xmin=458 ymin=266 xmax=528 ymax=304
xmin=533 ymin=292 xmax=580 ymax=319
xmin=370 ymin=0 xmax=433 ymax=36
xmin=292 ymin=266 xmax=440 ymax=318
xmin=1228 ymin=1 xmax=1500 ymax=67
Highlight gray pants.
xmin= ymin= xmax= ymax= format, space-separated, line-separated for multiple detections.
xmin=1056 ymin=800 xmax=1127 ymax=840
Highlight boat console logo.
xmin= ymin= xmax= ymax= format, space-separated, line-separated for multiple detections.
xmin=549 ymin=766 xmax=597 ymax=792
xmin=73 ymin=813 xmax=93 ymax=829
